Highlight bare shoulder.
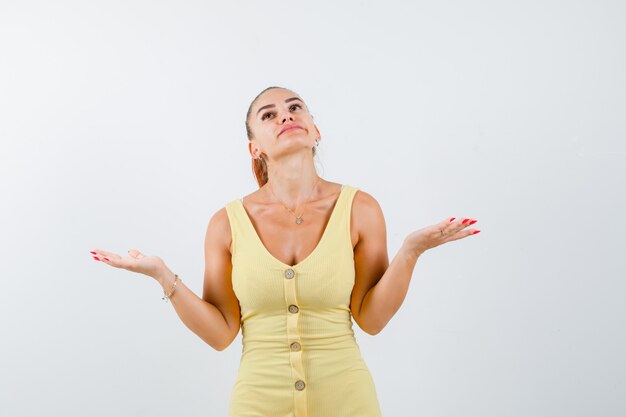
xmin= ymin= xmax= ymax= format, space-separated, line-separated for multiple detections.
xmin=203 ymin=205 xmax=241 ymax=343
xmin=349 ymin=187 xmax=389 ymax=332
xmin=206 ymin=206 xmax=233 ymax=254
xmin=352 ymin=188 xmax=382 ymax=210
xmin=351 ymin=188 xmax=386 ymax=247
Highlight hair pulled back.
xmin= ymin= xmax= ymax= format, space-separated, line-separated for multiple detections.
xmin=245 ymin=86 xmax=318 ymax=188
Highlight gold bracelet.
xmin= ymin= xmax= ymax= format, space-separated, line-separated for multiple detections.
xmin=162 ymin=274 xmax=180 ymax=303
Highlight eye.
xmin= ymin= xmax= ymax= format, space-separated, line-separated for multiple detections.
xmin=260 ymin=103 xmax=303 ymax=121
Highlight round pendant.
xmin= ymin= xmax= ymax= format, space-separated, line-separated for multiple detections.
xmin=295 ymin=217 xmax=303 ymax=224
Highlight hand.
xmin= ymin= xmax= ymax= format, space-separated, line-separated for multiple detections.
xmin=403 ymin=217 xmax=480 ymax=255
xmin=89 ymin=248 xmax=167 ymax=280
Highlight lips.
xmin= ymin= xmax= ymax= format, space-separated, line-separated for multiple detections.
xmin=279 ymin=124 xmax=304 ymax=135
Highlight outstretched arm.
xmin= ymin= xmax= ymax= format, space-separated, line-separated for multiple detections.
xmin=156 ymin=206 xmax=241 ymax=350
xmin=90 ymin=207 xmax=240 ymax=351
xmin=349 ymin=191 xmax=480 ymax=335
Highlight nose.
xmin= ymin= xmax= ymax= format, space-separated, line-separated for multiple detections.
xmin=279 ymin=110 xmax=294 ymax=123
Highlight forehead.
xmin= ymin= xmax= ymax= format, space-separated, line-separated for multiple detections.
xmin=254 ymin=89 xmax=303 ymax=110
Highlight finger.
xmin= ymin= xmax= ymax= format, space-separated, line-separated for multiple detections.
xmin=441 ymin=217 xmax=456 ymax=226
xmin=438 ymin=217 xmax=477 ymax=241
xmin=128 ymin=249 xmax=146 ymax=259
xmin=89 ymin=248 xmax=120 ymax=259
xmin=100 ymin=254 xmax=135 ymax=270
xmin=453 ymin=217 xmax=476 ymax=232
xmin=436 ymin=216 xmax=458 ymax=237
xmin=437 ymin=217 xmax=456 ymax=233
xmin=443 ymin=228 xmax=480 ymax=243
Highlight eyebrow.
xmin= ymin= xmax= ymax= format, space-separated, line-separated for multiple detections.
xmin=256 ymin=97 xmax=303 ymax=116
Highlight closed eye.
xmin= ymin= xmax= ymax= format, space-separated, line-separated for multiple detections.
xmin=261 ymin=103 xmax=303 ymax=121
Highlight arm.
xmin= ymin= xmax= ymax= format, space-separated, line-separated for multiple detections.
xmin=354 ymin=245 xmax=421 ymax=336
xmin=350 ymin=192 xmax=480 ymax=335
xmin=349 ymin=191 xmax=422 ymax=336
xmin=156 ymin=207 xmax=241 ymax=351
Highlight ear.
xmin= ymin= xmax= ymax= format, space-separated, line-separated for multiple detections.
xmin=248 ymin=141 xmax=260 ymax=158
xmin=314 ymin=124 xmax=321 ymax=140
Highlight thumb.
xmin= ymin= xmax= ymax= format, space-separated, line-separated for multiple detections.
xmin=128 ymin=249 xmax=146 ymax=259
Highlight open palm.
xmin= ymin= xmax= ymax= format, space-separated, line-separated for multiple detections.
xmin=90 ymin=248 xmax=166 ymax=279
xmin=404 ymin=217 xmax=480 ymax=254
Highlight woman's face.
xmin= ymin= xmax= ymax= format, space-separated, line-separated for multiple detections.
xmin=248 ymin=88 xmax=320 ymax=160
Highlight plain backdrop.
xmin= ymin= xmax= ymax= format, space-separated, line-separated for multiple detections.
xmin=1 ymin=0 xmax=625 ymax=416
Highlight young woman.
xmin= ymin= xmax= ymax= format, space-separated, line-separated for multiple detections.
xmin=90 ymin=86 xmax=480 ymax=417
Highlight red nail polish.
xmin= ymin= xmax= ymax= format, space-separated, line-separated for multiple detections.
xmin=93 ymin=256 xmax=100 ymax=261
xmin=104 ymin=257 xmax=110 ymax=261
xmin=469 ymin=220 xmax=477 ymax=225
xmin=462 ymin=218 xmax=469 ymax=224
xmin=90 ymin=251 xmax=96 ymax=254
xmin=472 ymin=230 xmax=480 ymax=234
xmin=449 ymin=217 xmax=455 ymax=222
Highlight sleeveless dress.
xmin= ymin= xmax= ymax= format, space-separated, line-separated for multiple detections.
xmin=223 ymin=184 xmax=383 ymax=417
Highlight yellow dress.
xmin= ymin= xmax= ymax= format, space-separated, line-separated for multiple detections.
xmin=224 ymin=184 xmax=383 ymax=417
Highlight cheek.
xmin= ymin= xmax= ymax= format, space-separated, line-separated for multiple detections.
xmin=256 ymin=126 xmax=278 ymax=142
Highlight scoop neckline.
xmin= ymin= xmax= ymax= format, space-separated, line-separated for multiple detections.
xmin=237 ymin=184 xmax=346 ymax=269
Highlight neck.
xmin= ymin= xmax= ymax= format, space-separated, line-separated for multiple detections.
xmin=264 ymin=153 xmax=321 ymax=206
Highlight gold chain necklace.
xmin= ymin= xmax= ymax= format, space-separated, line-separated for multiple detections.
xmin=267 ymin=177 xmax=321 ymax=224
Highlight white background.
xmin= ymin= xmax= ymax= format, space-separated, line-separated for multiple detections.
xmin=1 ymin=0 xmax=624 ymax=416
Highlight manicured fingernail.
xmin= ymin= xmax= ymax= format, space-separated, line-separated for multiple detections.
xmin=462 ymin=218 xmax=469 ymax=224
xmin=90 ymin=251 xmax=96 ymax=254
xmin=104 ymin=257 xmax=110 ymax=261
xmin=93 ymin=256 xmax=100 ymax=261
xmin=449 ymin=217 xmax=455 ymax=222
xmin=472 ymin=230 xmax=480 ymax=234
xmin=469 ymin=220 xmax=477 ymax=225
